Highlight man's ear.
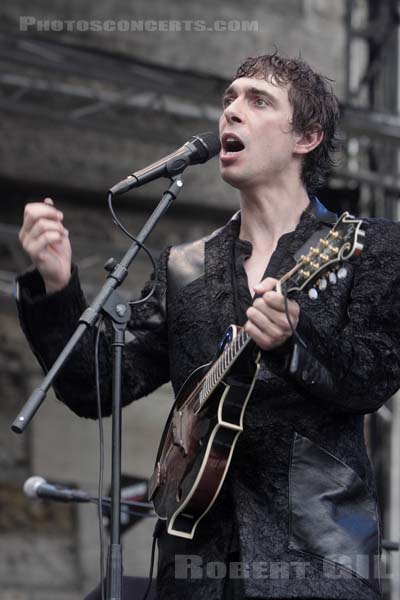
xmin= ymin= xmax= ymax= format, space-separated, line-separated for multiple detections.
xmin=294 ymin=125 xmax=324 ymax=155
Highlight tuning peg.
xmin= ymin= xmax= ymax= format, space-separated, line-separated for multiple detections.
xmin=308 ymin=288 xmax=318 ymax=300
xmin=329 ymin=272 xmax=337 ymax=285
xmin=318 ymin=278 xmax=327 ymax=291
xmin=319 ymin=239 xmax=329 ymax=247
xmin=337 ymin=267 xmax=347 ymax=280
xmin=300 ymin=269 xmax=311 ymax=278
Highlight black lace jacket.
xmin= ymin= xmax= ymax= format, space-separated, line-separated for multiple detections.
xmin=16 ymin=199 xmax=400 ymax=600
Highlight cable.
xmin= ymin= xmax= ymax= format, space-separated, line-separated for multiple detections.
xmin=141 ymin=521 xmax=163 ymax=600
xmin=95 ymin=316 xmax=106 ymax=600
xmin=142 ymin=536 xmax=157 ymax=600
xmin=107 ymin=192 xmax=158 ymax=306
xmin=89 ymin=497 xmax=156 ymax=519
xmin=282 ymin=286 xmax=308 ymax=349
xmin=102 ymin=498 xmax=153 ymax=509
xmin=90 ymin=193 xmax=161 ymax=598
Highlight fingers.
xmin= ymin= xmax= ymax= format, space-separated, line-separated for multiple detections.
xmin=23 ymin=229 xmax=65 ymax=261
xmin=245 ymin=319 xmax=287 ymax=350
xmin=247 ymin=302 xmax=292 ymax=334
xmin=255 ymin=291 xmax=285 ymax=312
xmin=20 ymin=198 xmax=63 ymax=242
xmin=19 ymin=198 xmax=72 ymax=292
xmin=19 ymin=198 xmax=69 ymax=264
xmin=246 ymin=306 xmax=285 ymax=338
xmin=245 ymin=293 xmax=300 ymax=351
xmin=253 ymin=291 xmax=298 ymax=321
xmin=253 ymin=277 xmax=278 ymax=295
xmin=20 ymin=198 xmax=63 ymax=240
xmin=28 ymin=217 xmax=67 ymax=242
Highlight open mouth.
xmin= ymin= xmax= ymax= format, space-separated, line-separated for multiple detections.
xmin=221 ymin=133 xmax=245 ymax=155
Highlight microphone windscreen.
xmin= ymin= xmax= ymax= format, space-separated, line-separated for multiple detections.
xmin=23 ymin=475 xmax=45 ymax=498
xmin=191 ymin=132 xmax=221 ymax=162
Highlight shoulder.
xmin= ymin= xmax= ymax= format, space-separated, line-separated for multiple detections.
xmin=167 ymin=213 xmax=239 ymax=296
xmin=361 ymin=217 xmax=400 ymax=261
xmin=350 ymin=217 xmax=400 ymax=298
xmin=363 ymin=216 xmax=400 ymax=237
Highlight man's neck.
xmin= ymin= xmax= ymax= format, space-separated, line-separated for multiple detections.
xmin=238 ymin=184 xmax=310 ymax=251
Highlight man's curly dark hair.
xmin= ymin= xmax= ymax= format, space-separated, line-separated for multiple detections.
xmin=235 ymin=52 xmax=340 ymax=192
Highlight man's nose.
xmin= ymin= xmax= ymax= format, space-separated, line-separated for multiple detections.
xmin=224 ymin=102 xmax=243 ymax=124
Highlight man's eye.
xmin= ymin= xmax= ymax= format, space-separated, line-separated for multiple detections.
xmin=254 ymin=97 xmax=267 ymax=107
xmin=223 ymin=97 xmax=234 ymax=108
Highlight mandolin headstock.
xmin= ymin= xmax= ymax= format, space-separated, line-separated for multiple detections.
xmin=281 ymin=212 xmax=365 ymax=299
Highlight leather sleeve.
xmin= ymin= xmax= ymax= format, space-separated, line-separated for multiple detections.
xmin=15 ymin=248 xmax=171 ymax=418
xmin=264 ymin=219 xmax=400 ymax=414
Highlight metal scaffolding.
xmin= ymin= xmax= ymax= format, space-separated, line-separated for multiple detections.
xmin=344 ymin=2 xmax=400 ymax=598
xmin=342 ymin=0 xmax=400 ymax=218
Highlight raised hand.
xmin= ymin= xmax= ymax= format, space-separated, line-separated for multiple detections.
xmin=19 ymin=198 xmax=72 ymax=293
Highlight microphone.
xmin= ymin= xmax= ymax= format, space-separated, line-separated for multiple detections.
xmin=109 ymin=131 xmax=221 ymax=196
xmin=23 ymin=475 xmax=91 ymax=503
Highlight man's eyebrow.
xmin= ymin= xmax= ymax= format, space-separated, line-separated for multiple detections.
xmin=222 ymin=85 xmax=236 ymax=98
xmin=222 ymin=84 xmax=278 ymax=105
xmin=247 ymin=86 xmax=277 ymax=103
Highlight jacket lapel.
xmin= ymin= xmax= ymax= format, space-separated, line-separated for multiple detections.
xmin=204 ymin=220 xmax=238 ymax=340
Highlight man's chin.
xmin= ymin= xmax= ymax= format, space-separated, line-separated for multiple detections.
xmin=220 ymin=168 xmax=248 ymax=189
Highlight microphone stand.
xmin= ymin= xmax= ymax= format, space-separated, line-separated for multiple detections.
xmin=11 ymin=176 xmax=184 ymax=599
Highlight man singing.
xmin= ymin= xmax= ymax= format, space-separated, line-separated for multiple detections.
xmin=17 ymin=52 xmax=400 ymax=599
